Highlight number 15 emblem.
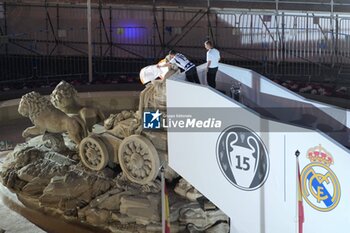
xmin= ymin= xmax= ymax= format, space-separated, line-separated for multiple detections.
xmin=216 ymin=125 xmax=270 ymax=191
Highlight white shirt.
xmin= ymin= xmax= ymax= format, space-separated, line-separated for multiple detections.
xmin=206 ymin=48 xmax=220 ymax=68
xmin=170 ymin=53 xmax=195 ymax=72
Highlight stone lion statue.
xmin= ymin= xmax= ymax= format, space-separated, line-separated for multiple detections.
xmin=18 ymin=91 xmax=88 ymax=145
xmin=50 ymin=81 xmax=105 ymax=132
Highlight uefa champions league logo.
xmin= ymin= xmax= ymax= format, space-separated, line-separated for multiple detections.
xmin=216 ymin=125 xmax=269 ymax=191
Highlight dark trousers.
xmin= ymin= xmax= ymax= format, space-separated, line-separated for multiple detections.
xmin=185 ymin=66 xmax=200 ymax=84
xmin=207 ymin=67 xmax=218 ymax=88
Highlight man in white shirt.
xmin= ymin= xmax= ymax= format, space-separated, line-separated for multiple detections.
xmin=157 ymin=50 xmax=200 ymax=84
xmin=204 ymin=40 xmax=220 ymax=88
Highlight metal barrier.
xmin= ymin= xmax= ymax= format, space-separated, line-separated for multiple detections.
xmin=1 ymin=2 xmax=350 ymax=84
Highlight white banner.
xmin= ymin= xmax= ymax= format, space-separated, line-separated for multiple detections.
xmin=166 ymin=78 xmax=350 ymax=233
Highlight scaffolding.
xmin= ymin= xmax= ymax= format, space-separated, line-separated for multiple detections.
xmin=1 ymin=1 xmax=350 ymax=85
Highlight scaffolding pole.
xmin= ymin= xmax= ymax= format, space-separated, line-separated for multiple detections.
xmin=87 ymin=0 xmax=93 ymax=83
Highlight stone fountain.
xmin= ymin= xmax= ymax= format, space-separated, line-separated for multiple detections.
xmin=0 ymin=76 xmax=229 ymax=233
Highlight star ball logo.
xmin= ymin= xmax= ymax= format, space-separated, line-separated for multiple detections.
xmin=143 ymin=110 xmax=162 ymax=129
xmin=216 ymin=125 xmax=269 ymax=191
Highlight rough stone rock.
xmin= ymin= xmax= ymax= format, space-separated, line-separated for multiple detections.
xmin=179 ymin=207 xmax=229 ymax=230
xmin=146 ymin=223 xmax=186 ymax=233
xmin=85 ymin=188 xmax=120 ymax=208
xmin=73 ymin=162 xmax=118 ymax=180
xmin=114 ymin=173 xmax=161 ymax=194
xmin=169 ymin=200 xmax=197 ymax=223
xmin=21 ymin=177 xmax=50 ymax=197
xmin=39 ymin=171 xmax=111 ymax=210
xmin=108 ymin=223 xmax=143 ymax=233
xmin=186 ymin=188 xmax=203 ymax=202
xmin=42 ymin=132 xmax=68 ymax=153
xmin=174 ymin=178 xmax=203 ymax=201
xmin=77 ymin=188 xmax=129 ymax=220
xmin=99 ymin=167 xmax=118 ymax=179
xmin=0 ymin=143 xmax=73 ymax=193
xmin=120 ymin=194 xmax=160 ymax=225
xmin=91 ymin=176 xmax=113 ymax=197
xmin=0 ymin=141 xmax=79 ymax=196
xmin=174 ymin=178 xmax=192 ymax=197
xmin=86 ymin=188 xmax=120 ymax=209
xmin=164 ymin=165 xmax=179 ymax=182
xmin=41 ymin=172 xmax=89 ymax=199
xmin=1 ymin=169 xmax=27 ymax=191
xmin=111 ymin=212 xmax=135 ymax=224
xmin=1 ymin=147 xmax=44 ymax=172
xmin=205 ymin=222 xmax=230 ymax=233
xmin=85 ymin=208 xmax=111 ymax=226
xmin=97 ymin=191 xmax=132 ymax=211
xmin=17 ymin=159 xmax=68 ymax=182
xmin=44 ymin=151 xmax=76 ymax=166
xmin=1 ymin=169 xmax=17 ymax=189
xmin=16 ymin=161 xmax=42 ymax=182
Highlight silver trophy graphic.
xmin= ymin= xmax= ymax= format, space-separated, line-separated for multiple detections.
xmin=226 ymin=132 xmax=259 ymax=188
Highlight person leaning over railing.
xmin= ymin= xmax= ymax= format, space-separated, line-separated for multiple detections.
xmin=157 ymin=50 xmax=200 ymax=84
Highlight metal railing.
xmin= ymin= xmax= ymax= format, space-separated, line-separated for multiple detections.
xmin=1 ymin=2 xmax=350 ymax=85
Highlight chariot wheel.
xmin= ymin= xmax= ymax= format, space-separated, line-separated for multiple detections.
xmin=79 ymin=135 xmax=109 ymax=171
xmin=118 ymin=135 xmax=160 ymax=185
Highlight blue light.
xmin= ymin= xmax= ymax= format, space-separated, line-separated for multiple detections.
xmin=112 ymin=21 xmax=145 ymax=42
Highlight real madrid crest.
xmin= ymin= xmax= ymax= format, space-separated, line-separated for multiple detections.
xmin=216 ymin=125 xmax=269 ymax=191
xmin=301 ymin=144 xmax=341 ymax=212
